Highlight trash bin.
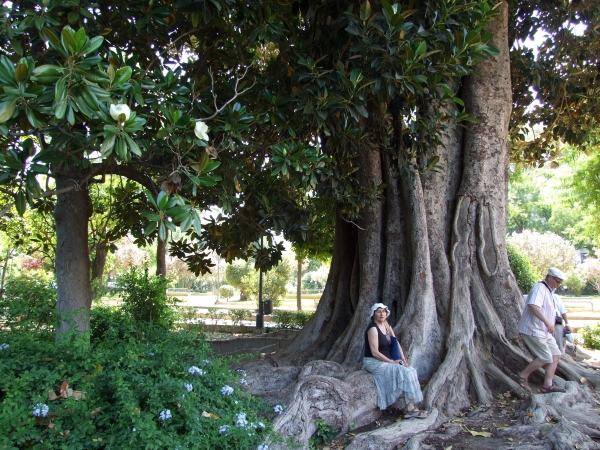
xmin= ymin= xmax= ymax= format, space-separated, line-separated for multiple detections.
xmin=263 ymin=299 xmax=273 ymax=315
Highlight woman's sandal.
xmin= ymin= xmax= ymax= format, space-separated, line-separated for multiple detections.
xmin=540 ymin=385 xmax=566 ymax=394
xmin=404 ymin=409 xmax=429 ymax=419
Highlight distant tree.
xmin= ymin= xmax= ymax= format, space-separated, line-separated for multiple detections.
xmin=224 ymin=259 xmax=253 ymax=301
xmin=243 ymin=259 xmax=292 ymax=307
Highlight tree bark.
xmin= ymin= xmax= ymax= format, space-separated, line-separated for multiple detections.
xmin=54 ymin=174 xmax=92 ymax=338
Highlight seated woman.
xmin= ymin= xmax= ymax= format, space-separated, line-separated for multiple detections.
xmin=363 ymin=303 xmax=428 ymax=418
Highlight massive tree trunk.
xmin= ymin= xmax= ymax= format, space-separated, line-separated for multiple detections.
xmin=54 ymin=174 xmax=93 ymax=338
xmin=246 ymin=4 xmax=600 ymax=448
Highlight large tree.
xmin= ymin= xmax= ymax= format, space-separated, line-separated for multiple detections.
xmin=233 ymin=1 xmax=600 ymax=448
xmin=0 ymin=0 xmax=269 ymax=336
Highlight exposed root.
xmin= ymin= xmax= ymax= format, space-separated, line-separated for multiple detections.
xmin=269 ymin=362 xmax=380 ymax=449
xmin=344 ymin=409 xmax=443 ymax=450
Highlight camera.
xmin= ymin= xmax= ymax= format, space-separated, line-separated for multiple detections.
xmin=555 ymin=316 xmax=563 ymax=325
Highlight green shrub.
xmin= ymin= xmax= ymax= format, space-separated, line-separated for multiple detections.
xmin=207 ymin=307 xmax=227 ymax=325
xmin=565 ymin=269 xmax=586 ymax=295
xmin=0 ymin=271 xmax=56 ymax=332
xmin=117 ymin=266 xmax=180 ymax=328
xmin=0 ymin=326 xmax=274 ymax=449
xmin=90 ymin=304 xmax=137 ymax=342
xmin=310 ymin=419 xmax=337 ymax=446
xmin=219 ymin=285 xmax=235 ymax=301
xmin=229 ymin=309 xmax=253 ymax=331
xmin=273 ymin=310 xmax=313 ymax=330
xmin=507 ymin=243 xmax=539 ymax=294
xmin=580 ymin=323 xmax=600 ymax=350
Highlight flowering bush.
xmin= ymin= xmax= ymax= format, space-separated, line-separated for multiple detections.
xmin=507 ymin=230 xmax=576 ymax=277
xmin=0 ymin=325 xmax=275 ymax=449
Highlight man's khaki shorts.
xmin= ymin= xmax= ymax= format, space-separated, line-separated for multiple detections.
xmin=521 ymin=333 xmax=562 ymax=363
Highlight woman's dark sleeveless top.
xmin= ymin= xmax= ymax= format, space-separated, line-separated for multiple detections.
xmin=364 ymin=321 xmax=391 ymax=359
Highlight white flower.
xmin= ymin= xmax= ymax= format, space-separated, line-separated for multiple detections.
xmin=219 ymin=425 xmax=230 ymax=434
xmin=257 ymin=421 xmax=265 ymax=428
xmin=239 ymin=378 xmax=247 ymax=385
xmin=236 ymin=412 xmax=248 ymax=428
xmin=236 ymin=369 xmax=247 ymax=376
xmin=32 ymin=403 xmax=49 ymax=417
xmin=194 ymin=121 xmax=209 ymax=141
xmin=0 ymin=343 xmax=9 ymax=350
xmin=147 ymin=352 xmax=154 ymax=357
xmin=188 ymin=366 xmax=204 ymax=376
xmin=221 ymin=385 xmax=234 ymax=396
xmin=184 ymin=383 xmax=193 ymax=392
xmin=203 ymin=359 xmax=210 ymax=364
xmin=274 ymin=405 xmax=284 ymax=414
xmin=109 ymin=103 xmax=131 ymax=122
xmin=258 ymin=445 xmax=269 ymax=450
xmin=132 ymin=427 xmax=137 ymax=433
xmin=159 ymin=409 xmax=172 ymax=422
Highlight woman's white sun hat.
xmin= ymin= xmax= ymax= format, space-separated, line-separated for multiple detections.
xmin=370 ymin=303 xmax=390 ymax=318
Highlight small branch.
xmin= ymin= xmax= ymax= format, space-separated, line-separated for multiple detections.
xmin=195 ymin=65 xmax=256 ymax=122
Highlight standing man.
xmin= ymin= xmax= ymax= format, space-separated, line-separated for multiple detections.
xmin=516 ymin=267 xmax=567 ymax=393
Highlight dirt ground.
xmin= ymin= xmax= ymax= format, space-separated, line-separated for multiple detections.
xmin=318 ymin=345 xmax=600 ymax=450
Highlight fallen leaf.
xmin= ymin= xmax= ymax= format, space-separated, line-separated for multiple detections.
xmin=59 ymin=381 xmax=69 ymax=398
xmin=507 ymin=437 xmax=514 ymax=441
xmin=452 ymin=419 xmax=464 ymax=423
xmin=201 ymin=411 xmax=211 ymax=418
xmin=47 ymin=389 xmax=58 ymax=401
xmin=525 ymin=413 xmax=534 ymax=417
xmin=580 ymin=377 xmax=587 ymax=384
xmin=467 ymin=429 xmax=492 ymax=437
xmin=72 ymin=391 xmax=86 ymax=400
xmin=93 ymin=438 xmax=103 ymax=442
xmin=209 ymin=412 xmax=219 ymax=420
xmin=47 ymin=422 xmax=55 ymax=429
xmin=42 ymin=358 xmax=54 ymax=362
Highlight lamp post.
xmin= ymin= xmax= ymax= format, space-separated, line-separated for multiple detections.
xmin=256 ymin=236 xmax=264 ymax=329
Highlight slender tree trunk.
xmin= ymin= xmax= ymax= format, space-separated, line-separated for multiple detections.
xmin=54 ymin=175 xmax=92 ymax=338
xmin=1 ymin=247 xmax=14 ymax=291
xmin=156 ymin=236 xmax=166 ymax=277
xmin=297 ymin=259 xmax=302 ymax=311
xmin=91 ymin=240 xmax=108 ymax=299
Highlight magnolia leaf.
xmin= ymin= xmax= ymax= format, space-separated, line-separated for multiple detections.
xmin=59 ymin=380 xmax=70 ymax=398
xmin=359 ymin=0 xmax=371 ymax=21
xmin=48 ymin=389 xmax=58 ymax=401
xmin=100 ymin=134 xmax=116 ymax=157
xmin=72 ymin=390 xmax=86 ymax=400
xmin=0 ymin=99 xmax=17 ymax=123
xmin=467 ymin=429 xmax=491 ymax=437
